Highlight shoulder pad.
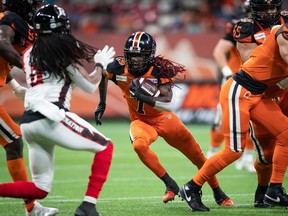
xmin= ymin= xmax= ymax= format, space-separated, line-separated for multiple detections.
xmin=280 ymin=11 xmax=288 ymax=24
xmin=106 ymin=57 xmax=125 ymax=76
xmin=233 ymin=19 xmax=255 ymax=42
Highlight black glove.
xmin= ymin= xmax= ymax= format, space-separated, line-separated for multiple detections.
xmin=129 ymin=79 xmax=154 ymax=106
xmin=94 ymin=102 xmax=106 ymax=125
xmin=129 ymin=78 xmax=141 ymax=99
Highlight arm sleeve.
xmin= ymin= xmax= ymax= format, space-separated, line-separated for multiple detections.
xmin=66 ymin=65 xmax=99 ymax=93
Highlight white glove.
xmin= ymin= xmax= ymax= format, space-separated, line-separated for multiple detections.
xmin=13 ymin=85 xmax=27 ymax=100
xmin=94 ymin=45 xmax=116 ymax=69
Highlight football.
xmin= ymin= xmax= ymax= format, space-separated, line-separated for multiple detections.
xmin=137 ymin=78 xmax=160 ymax=97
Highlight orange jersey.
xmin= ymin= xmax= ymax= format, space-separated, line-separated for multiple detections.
xmin=0 ymin=11 xmax=35 ymax=86
xmin=223 ymin=20 xmax=242 ymax=73
xmin=241 ymin=24 xmax=288 ymax=88
xmin=106 ymin=57 xmax=173 ymax=121
xmin=233 ymin=11 xmax=288 ymax=45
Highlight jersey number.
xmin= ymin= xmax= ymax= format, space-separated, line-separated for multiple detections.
xmin=137 ymin=101 xmax=145 ymax=114
xmin=233 ymin=25 xmax=241 ymax=39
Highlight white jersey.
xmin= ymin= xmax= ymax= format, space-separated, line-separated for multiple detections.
xmin=22 ymin=46 xmax=98 ymax=121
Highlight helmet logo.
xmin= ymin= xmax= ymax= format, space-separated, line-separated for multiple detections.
xmin=265 ymin=0 xmax=272 ymax=4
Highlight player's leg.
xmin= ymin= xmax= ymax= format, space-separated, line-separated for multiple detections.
xmin=28 ymin=112 xmax=113 ymax=215
xmin=250 ymin=97 xmax=288 ymax=207
xmin=206 ymin=103 xmax=224 ymax=158
xmin=0 ymin=106 xmax=56 ymax=214
xmin=129 ymin=119 xmax=178 ymax=203
xmin=249 ymin=121 xmax=274 ymax=207
xmin=159 ymin=112 xmax=233 ymax=207
xmin=178 ymin=78 xmax=257 ymax=211
xmin=235 ymin=126 xmax=256 ymax=173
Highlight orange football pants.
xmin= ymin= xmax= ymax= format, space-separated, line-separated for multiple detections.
xmin=129 ymin=112 xmax=220 ymax=189
xmin=193 ymin=78 xmax=288 ymax=186
xmin=0 ymin=105 xmax=21 ymax=147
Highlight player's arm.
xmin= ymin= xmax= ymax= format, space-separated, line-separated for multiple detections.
xmin=130 ymin=81 xmax=173 ymax=111
xmin=67 ymin=64 xmax=103 ymax=93
xmin=0 ymin=25 xmax=22 ymax=68
xmin=236 ymin=42 xmax=258 ymax=63
xmin=6 ymin=72 xmax=27 ymax=100
xmin=213 ymin=38 xmax=234 ymax=77
xmin=233 ymin=20 xmax=258 ymax=63
xmin=94 ymin=73 xmax=108 ymax=125
xmin=277 ymin=31 xmax=288 ymax=64
xmin=265 ymin=31 xmax=288 ymax=98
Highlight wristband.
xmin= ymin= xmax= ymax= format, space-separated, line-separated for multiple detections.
xmin=7 ymin=79 xmax=20 ymax=91
xmin=95 ymin=63 xmax=104 ymax=69
xmin=221 ymin=65 xmax=233 ymax=77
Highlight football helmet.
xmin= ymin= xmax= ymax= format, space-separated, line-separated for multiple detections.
xmin=33 ymin=4 xmax=70 ymax=34
xmin=2 ymin=0 xmax=43 ymax=23
xmin=250 ymin=0 xmax=282 ymax=27
xmin=124 ymin=31 xmax=156 ymax=76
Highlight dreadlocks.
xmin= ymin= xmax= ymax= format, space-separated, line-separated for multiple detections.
xmin=153 ymin=55 xmax=186 ymax=85
xmin=30 ymin=33 xmax=98 ymax=81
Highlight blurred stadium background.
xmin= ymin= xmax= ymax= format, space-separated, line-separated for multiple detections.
xmin=4 ymin=0 xmax=288 ymax=124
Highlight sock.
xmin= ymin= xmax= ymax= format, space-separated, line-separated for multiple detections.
xmin=85 ymin=142 xmax=113 ymax=199
xmin=0 ymin=181 xmax=48 ymax=199
xmin=254 ymin=162 xmax=272 ymax=186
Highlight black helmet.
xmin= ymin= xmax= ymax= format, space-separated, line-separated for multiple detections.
xmin=242 ymin=0 xmax=251 ymax=15
xmin=33 ymin=4 xmax=70 ymax=34
xmin=250 ymin=0 xmax=282 ymax=27
xmin=2 ymin=0 xmax=43 ymax=23
xmin=124 ymin=31 xmax=156 ymax=76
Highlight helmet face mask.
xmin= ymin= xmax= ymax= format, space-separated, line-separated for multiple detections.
xmin=33 ymin=4 xmax=71 ymax=34
xmin=124 ymin=31 xmax=156 ymax=76
xmin=2 ymin=0 xmax=44 ymax=23
xmin=250 ymin=0 xmax=282 ymax=27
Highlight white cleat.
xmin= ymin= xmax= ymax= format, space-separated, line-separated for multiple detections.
xmin=26 ymin=202 xmax=59 ymax=216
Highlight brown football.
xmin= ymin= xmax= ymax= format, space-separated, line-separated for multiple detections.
xmin=138 ymin=78 xmax=160 ymax=97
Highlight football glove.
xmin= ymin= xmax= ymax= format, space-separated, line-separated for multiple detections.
xmin=129 ymin=79 xmax=154 ymax=106
xmin=94 ymin=102 xmax=106 ymax=125
xmin=94 ymin=45 xmax=116 ymax=69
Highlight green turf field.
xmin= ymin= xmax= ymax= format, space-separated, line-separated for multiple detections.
xmin=0 ymin=120 xmax=287 ymax=216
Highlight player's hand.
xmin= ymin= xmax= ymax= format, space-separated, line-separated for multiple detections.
xmin=94 ymin=102 xmax=106 ymax=125
xmin=13 ymin=86 xmax=27 ymax=100
xmin=129 ymin=79 xmax=141 ymax=99
xmin=94 ymin=45 xmax=116 ymax=69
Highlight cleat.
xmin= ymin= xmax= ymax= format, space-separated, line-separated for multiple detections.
xmin=179 ymin=183 xmax=210 ymax=212
xmin=163 ymin=191 xmax=176 ymax=203
xmin=162 ymin=179 xmax=179 ymax=203
xmin=74 ymin=202 xmax=100 ymax=216
xmin=264 ymin=186 xmax=288 ymax=207
xmin=213 ymin=187 xmax=234 ymax=206
xmin=26 ymin=202 xmax=59 ymax=216
xmin=254 ymin=185 xmax=272 ymax=208
xmin=219 ymin=198 xmax=234 ymax=206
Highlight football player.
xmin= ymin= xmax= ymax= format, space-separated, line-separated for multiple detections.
xmin=234 ymin=0 xmax=288 ymax=208
xmin=94 ymin=31 xmax=234 ymax=209
xmin=0 ymin=4 xmax=115 ymax=216
xmin=0 ymin=0 xmax=59 ymax=215
xmin=179 ymin=0 xmax=288 ymax=211
xmin=207 ymin=0 xmax=256 ymax=174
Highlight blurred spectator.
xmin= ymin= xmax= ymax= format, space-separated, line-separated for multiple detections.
xmin=51 ymin=0 xmax=288 ymax=34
